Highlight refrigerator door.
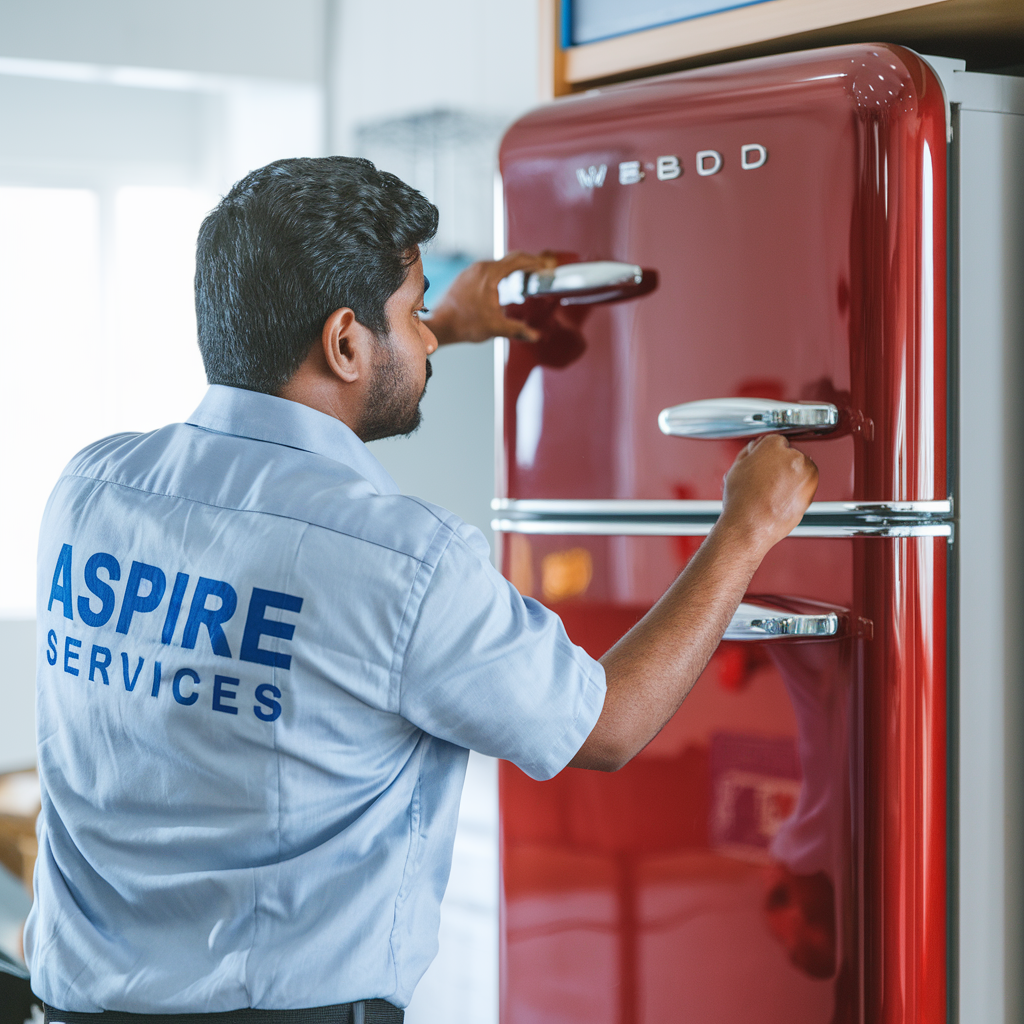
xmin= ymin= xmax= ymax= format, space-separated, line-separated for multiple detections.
xmin=499 ymin=533 xmax=946 ymax=1024
xmin=498 ymin=44 xmax=947 ymax=506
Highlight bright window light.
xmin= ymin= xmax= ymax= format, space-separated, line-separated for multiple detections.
xmin=108 ymin=187 xmax=214 ymax=430
xmin=0 ymin=187 xmax=102 ymax=616
xmin=0 ymin=185 xmax=214 ymax=615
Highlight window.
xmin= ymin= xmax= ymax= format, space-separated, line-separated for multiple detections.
xmin=0 ymin=185 xmax=214 ymax=614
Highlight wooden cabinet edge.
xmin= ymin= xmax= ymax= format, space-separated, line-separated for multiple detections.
xmin=550 ymin=0 xmax=951 ymax=92
xmin=540 ymin=0 xmax=570 ymax=99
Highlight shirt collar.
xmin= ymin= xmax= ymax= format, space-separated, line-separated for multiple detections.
xmin=186 ymin=384 xmax=400 ymax=496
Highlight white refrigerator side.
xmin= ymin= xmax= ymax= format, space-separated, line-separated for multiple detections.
xmin=953 ymin=79 xmax=1024 ymax=1024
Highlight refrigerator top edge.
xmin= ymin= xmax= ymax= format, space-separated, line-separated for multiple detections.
xmin=501 ymin=43 xmax=946 ymax=152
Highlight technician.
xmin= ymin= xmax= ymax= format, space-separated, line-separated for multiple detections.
xmin=27 ymin=157 xmax=817 ymax=1022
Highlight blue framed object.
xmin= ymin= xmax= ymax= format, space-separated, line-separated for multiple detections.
xmin=565 ymin=0 xmax=779 ymax=47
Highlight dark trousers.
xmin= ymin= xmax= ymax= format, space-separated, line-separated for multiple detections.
xmin=42 ymin=1001 xmax=403 ymax=1024
xmin=0 ymin=971 xmax=42 ymax=1024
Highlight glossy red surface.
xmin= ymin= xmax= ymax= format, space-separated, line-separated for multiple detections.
xmin=499 ymin=533 xmax=946 ymax=1023
xmin=499 ymin=44 xmax=948 ymax=503
xmin=497 ymin=42 xmax=949 ymax=1024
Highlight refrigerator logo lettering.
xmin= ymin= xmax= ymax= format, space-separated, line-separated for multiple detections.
xmin=575 ymin=164 xmax=607 ymax=188
xmin=577 ymin=145 xmax=769 ymax=189
xmin=656 ymin=155 xmax=681 ymax=180
xmin=741 ymin=143 xmax=768 ymax=169
xmin=618 ymin=160 xmax=644 ymax=185
xmin=696 ymin=150 xmax=723 ymax=176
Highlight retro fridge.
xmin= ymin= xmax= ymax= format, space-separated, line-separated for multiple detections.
xmin=493 ymin=45 xmax=1024 ymax=1024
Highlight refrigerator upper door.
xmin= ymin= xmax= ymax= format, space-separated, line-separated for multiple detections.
xmin=499 ymin=44 xmax=948 ymax=504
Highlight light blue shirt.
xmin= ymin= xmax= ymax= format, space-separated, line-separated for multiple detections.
xmin=26 ymin=385 xmax=606 ymax=1012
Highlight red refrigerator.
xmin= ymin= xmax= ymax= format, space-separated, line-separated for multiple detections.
xmin=493 ymin=44 xmax=960 ymax=1024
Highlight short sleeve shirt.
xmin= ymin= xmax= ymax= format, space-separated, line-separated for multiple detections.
xmin=25 ymin=385 xmax=606 ymax=1012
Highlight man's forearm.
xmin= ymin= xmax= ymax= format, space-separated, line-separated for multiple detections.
xmin=565 ymin=433 xmax=818 ymax=772
xmin=569 ymin=519 xmax=764 ymax=771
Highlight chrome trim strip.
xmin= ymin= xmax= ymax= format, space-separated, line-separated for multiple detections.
xmin=492 ymin=170 xmax=506 ymax=573
xmin=491 ymin=518 xmax=953 ymax=539
xmin=493 ymin=498 xmax=723 ymax=515
xmin=491 ymin=498 xmax=954 ymax=517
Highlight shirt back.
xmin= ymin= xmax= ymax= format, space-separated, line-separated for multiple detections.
xmin=25 ymin=386 xmax=605 ymax=1012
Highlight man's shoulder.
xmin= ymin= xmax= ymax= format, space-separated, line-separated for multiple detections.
xmin=56 ymin=422 xmax=469 ymax=567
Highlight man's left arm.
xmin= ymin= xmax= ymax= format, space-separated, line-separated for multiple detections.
xmin=425 ymin=251 xmax=555 ymax=345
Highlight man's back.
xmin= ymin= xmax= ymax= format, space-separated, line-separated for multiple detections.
xmin=27 ymin=386 xmax=604 ymax=1012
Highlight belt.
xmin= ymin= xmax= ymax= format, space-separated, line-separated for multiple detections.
xmin=43 ymin=1000 xmax=403 ymax=1024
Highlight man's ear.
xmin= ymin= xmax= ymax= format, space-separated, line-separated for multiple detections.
xmin=322 ymin=307 xmax=374 ymax=383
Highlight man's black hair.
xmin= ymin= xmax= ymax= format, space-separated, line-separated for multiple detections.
xmin=195 ymin=156 xmax=438 ymax=394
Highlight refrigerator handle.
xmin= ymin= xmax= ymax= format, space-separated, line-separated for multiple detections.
xmin=658 ymin=397 xmax=839 ymax=439
xmin=724 ymin=602 xmax=840 ymax=641
xmin=498 ymin=261 xmax=645 ymax=306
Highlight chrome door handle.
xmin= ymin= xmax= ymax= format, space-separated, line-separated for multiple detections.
xmin=658 ymin=398 xmax=839 ymax=439
xmin=498 ymin=261 xmax=644 ymax=306
xmin=724 ymin=602 xmax=839 ymax=640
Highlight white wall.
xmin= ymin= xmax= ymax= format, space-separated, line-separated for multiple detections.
xmin=330 ymin=0 xmax=539 ymax=157
xmin=0 ymin=0 xmax=326 ymax=82
xmin=0 ymin=621 xmax=36 ymax=773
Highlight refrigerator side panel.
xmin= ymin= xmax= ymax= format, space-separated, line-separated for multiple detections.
xmin=859 ymin=536 xmax=948 ymax=1024
xmin=957 ymin=106 xmax=1024 ymax=1024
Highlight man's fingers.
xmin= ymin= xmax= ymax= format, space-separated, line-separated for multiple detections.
xmin=492 ymin=250 xmax=558 ymax=278
xmin=494 ymin=314 xmax=540 ymax=342
xmin=429 ymin=254 xmax=556 ymax=343
xmin=737 ymin=434 xmax=774 ymax=459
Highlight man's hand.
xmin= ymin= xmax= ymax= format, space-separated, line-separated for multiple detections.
xmin=569 ymin=434 xmax=818 ymax=772
xmin=719 ymin=434 xmax=820 ymax=558
xmin=426 ymin=251 xmax=556 ymax=345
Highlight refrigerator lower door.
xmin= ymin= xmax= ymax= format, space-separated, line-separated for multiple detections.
xmin=498 ymin=533 xmax=946 ymax=1024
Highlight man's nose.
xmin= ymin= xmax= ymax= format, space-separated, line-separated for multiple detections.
xmin=424 ymin=325 xmax=439 ymax=356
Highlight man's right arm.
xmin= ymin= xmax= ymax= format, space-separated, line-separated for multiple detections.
xmin=569 ymin=433 xmax=819 ymax=772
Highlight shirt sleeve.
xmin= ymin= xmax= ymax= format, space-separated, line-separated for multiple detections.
xmin=396 ymin=521 xmax=606 ymax=780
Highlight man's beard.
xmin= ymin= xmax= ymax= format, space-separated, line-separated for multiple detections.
xmin=357 ymin=344 xmax=432 ymax=443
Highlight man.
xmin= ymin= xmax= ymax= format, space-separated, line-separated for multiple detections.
xmin=27 ymin=157 xmax=817 ymax=1021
